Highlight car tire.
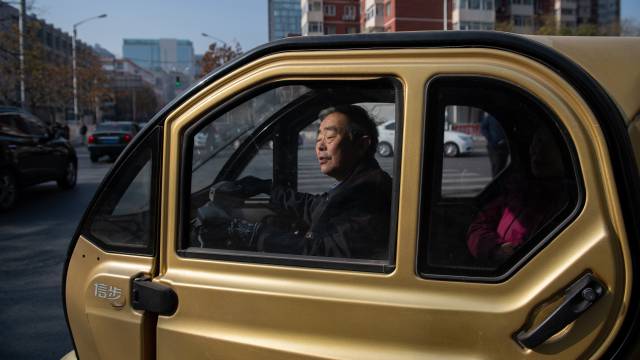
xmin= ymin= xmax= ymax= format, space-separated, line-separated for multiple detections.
xmin=444 ymin=142 xmax=460 ymax=157
xmin=377 ymin=142 xmax=393 ymax=157
xmin=57 ymin=159 xmax=77 ymax=190
xmin=90 ymin=153 xmax=99 ymax=163
xmin=0 ymin=169 xmax=17 ymax=212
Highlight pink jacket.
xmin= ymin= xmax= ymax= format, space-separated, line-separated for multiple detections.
xmin=466 ymin=182 xmax=564 ymax=260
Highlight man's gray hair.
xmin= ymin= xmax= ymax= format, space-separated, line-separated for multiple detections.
xmin=319 ymin=105 xmax=379 ymax=158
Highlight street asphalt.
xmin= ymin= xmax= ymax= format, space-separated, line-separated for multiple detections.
xmin=0 ymin=145 xmax=112 ymax=360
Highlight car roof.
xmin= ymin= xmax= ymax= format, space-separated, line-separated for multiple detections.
xmin=141 ymin=31 xmax=634 ymax=138
xmin=525 ymin=35 xmax=640 ymax=123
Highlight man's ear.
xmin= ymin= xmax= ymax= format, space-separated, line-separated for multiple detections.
xmin=358 ymin=135 xmax=372 ymax=154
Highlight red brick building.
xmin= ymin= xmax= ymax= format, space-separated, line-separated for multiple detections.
xmin=362 ymin=0 xmax=453 ymax=33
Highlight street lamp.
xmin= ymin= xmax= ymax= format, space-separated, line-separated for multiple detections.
xmin=72 ymin=13 xmax=107 ymax=126
xmin=201 ymin=32 xmax=230 ymax=47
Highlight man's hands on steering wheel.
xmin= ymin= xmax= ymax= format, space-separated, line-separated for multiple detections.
xmin=233 ymin=176 xmax=272 ymax=198
xmin=191 ymin=176 xmax=272 ymax=249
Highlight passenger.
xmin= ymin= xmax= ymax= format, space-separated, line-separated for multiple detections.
xmin=466 ymin=128 xmax=568 ymax=263
xmin=199 ymin=105 xmax=393 ymax=259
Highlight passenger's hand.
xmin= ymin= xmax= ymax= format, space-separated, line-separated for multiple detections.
xmin=493 ymin=242 xmax=515 ymax=262
xmin=235 ymin=176 xmax=272 ymax=197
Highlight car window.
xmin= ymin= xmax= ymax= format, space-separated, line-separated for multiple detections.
xmin=18 ymin=115 xmax=47 ymax=136
xmin=418 ymin=77 xmax=581 ymax=281
xmin=81 ymin=128 xmax=160 ymax=255
xmin=182 ymin=79 xmax=401 ymax=270
xmin=190 ymin=85 xmax=310 ymax=193
xmin=441 ymin=105 xmax=507 ymax=198
xmin=0 ymin=114 xmax=27 ymax=136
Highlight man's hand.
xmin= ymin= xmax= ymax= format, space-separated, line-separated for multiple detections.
xmin=235 ymin=176 xmax=272 ymax=197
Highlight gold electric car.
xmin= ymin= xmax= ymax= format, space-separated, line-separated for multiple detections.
xmin=63 ymin=32 xmax=640 ymax=359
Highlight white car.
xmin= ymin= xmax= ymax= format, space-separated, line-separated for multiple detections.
xmin=376 ymin=120 xmax=474 ymax=157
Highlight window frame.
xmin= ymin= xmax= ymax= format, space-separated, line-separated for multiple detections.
xmin=417 ymin=75 xmax=585 ymax=283
xmin=79 ymin=127 xmax=162 ymax=256
xmin=177 ymin=78 xmax=404 ymax=273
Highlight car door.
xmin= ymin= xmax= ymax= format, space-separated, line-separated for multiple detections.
xmin=0 ymin=113 xmax=40 ymax=183
xmin=18 ymin=114 xmax=59 ymax=180
xmin=64 ymin=127 xmax=161 ymax=359
xmin=64 ymin=35 xmax=639 ymax=359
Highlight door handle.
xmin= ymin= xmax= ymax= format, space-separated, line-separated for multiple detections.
xmin=131 ymin=275 xmax=178 ymax=316
xmin=515 ymin=272 xmax=606 ymax=349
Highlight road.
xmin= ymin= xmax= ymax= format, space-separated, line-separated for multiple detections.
xmin=0 ymin=141 xmax=491 ymax=359
xmin=0 ymin=146 xmax=112 ymax=360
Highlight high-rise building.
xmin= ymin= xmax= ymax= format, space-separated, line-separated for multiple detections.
xmin=301 ymin=0 xmax=360 ymax=36
xmin=269 ymin=0 xmax=302 ymax=41
xmin=123 ymin=39 xmax=195 ymax=76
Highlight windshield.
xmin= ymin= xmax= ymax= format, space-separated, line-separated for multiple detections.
xmin=96 ymin=123 xmax=136 ymax=132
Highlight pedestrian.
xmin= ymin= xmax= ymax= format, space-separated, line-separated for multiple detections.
xmin=79 ymin=123 xmax=87 ymax=145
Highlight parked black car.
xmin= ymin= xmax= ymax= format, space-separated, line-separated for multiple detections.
xmin=0 ymin=107 xmax=77 ymax=211
xmin=87 ymin=121 xmax=140 ymax=162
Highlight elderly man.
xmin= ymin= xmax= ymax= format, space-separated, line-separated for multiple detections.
xmin=203 ymin=104 xmax=393 ymax=259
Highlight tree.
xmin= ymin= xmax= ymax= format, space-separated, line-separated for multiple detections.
xmin=621 ymin=18 xmax=640 ymax=36
xmin=0 ymin=13 xmax=108 ymax=123
xmin=199 ymin=41 xmax=243 ymax=77
xmin=113 ymin=85 xmax=158 ymax=122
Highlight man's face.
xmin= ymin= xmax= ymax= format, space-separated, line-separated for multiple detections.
xmin=315 ymin=112 xmax=364 ymax=181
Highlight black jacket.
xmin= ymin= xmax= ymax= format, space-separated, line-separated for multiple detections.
xmin=257 ymin=158 xmax=392 ymax=259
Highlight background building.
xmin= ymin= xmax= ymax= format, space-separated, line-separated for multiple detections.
xmin=122 ymin=38 xmax=195 ymax=77
xmin=380 ymin=0 xmax=451 ymax=32
xmin=534 ymin=0 xmax=620 ymax=34
xmin=452 ymin=0 xmax=495 ymax=30
xmin=496 ymin=0 xmax=535 ymax=33
xmin=301 ymin=0 xmax=360 ymax=35
xmin=269 ymin=0 xmax=302 ymax=40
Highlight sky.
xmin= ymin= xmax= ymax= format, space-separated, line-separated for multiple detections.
xmin=28 ymin=0 xmax=269 ymax=56
xmin=20 ymin=0 xmax=640 ymax=58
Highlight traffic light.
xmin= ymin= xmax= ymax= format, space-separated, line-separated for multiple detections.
xmin=175 ymin=76 xmax=181 ymax=88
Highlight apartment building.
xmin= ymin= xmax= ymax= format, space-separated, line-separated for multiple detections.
xmin=361 ymin=0 xmax=385 ymax=32
xmin=301 ymin=0 xmax=359 ymax=35
xmin=452 ymin=0 xmax=495 ymax=30
xmin=496 ymin=0 xmax=534 ymax=33
xmin=535 ymin=0 xmax=619 ymax=33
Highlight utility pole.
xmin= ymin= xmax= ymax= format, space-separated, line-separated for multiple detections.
xmin=443 ymin=0 xmax=448 ymax=30
xmin=131 ymin=88 xmax=136 ymax=122
xmin=18 ymin=0 xmax=26 ymax=108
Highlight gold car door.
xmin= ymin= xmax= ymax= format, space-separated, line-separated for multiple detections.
xmin=65 ymin=128 xmax=162 ymax=359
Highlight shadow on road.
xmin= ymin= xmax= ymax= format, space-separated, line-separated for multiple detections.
xmin=0 ymin=181 xmax=102 ymax=359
